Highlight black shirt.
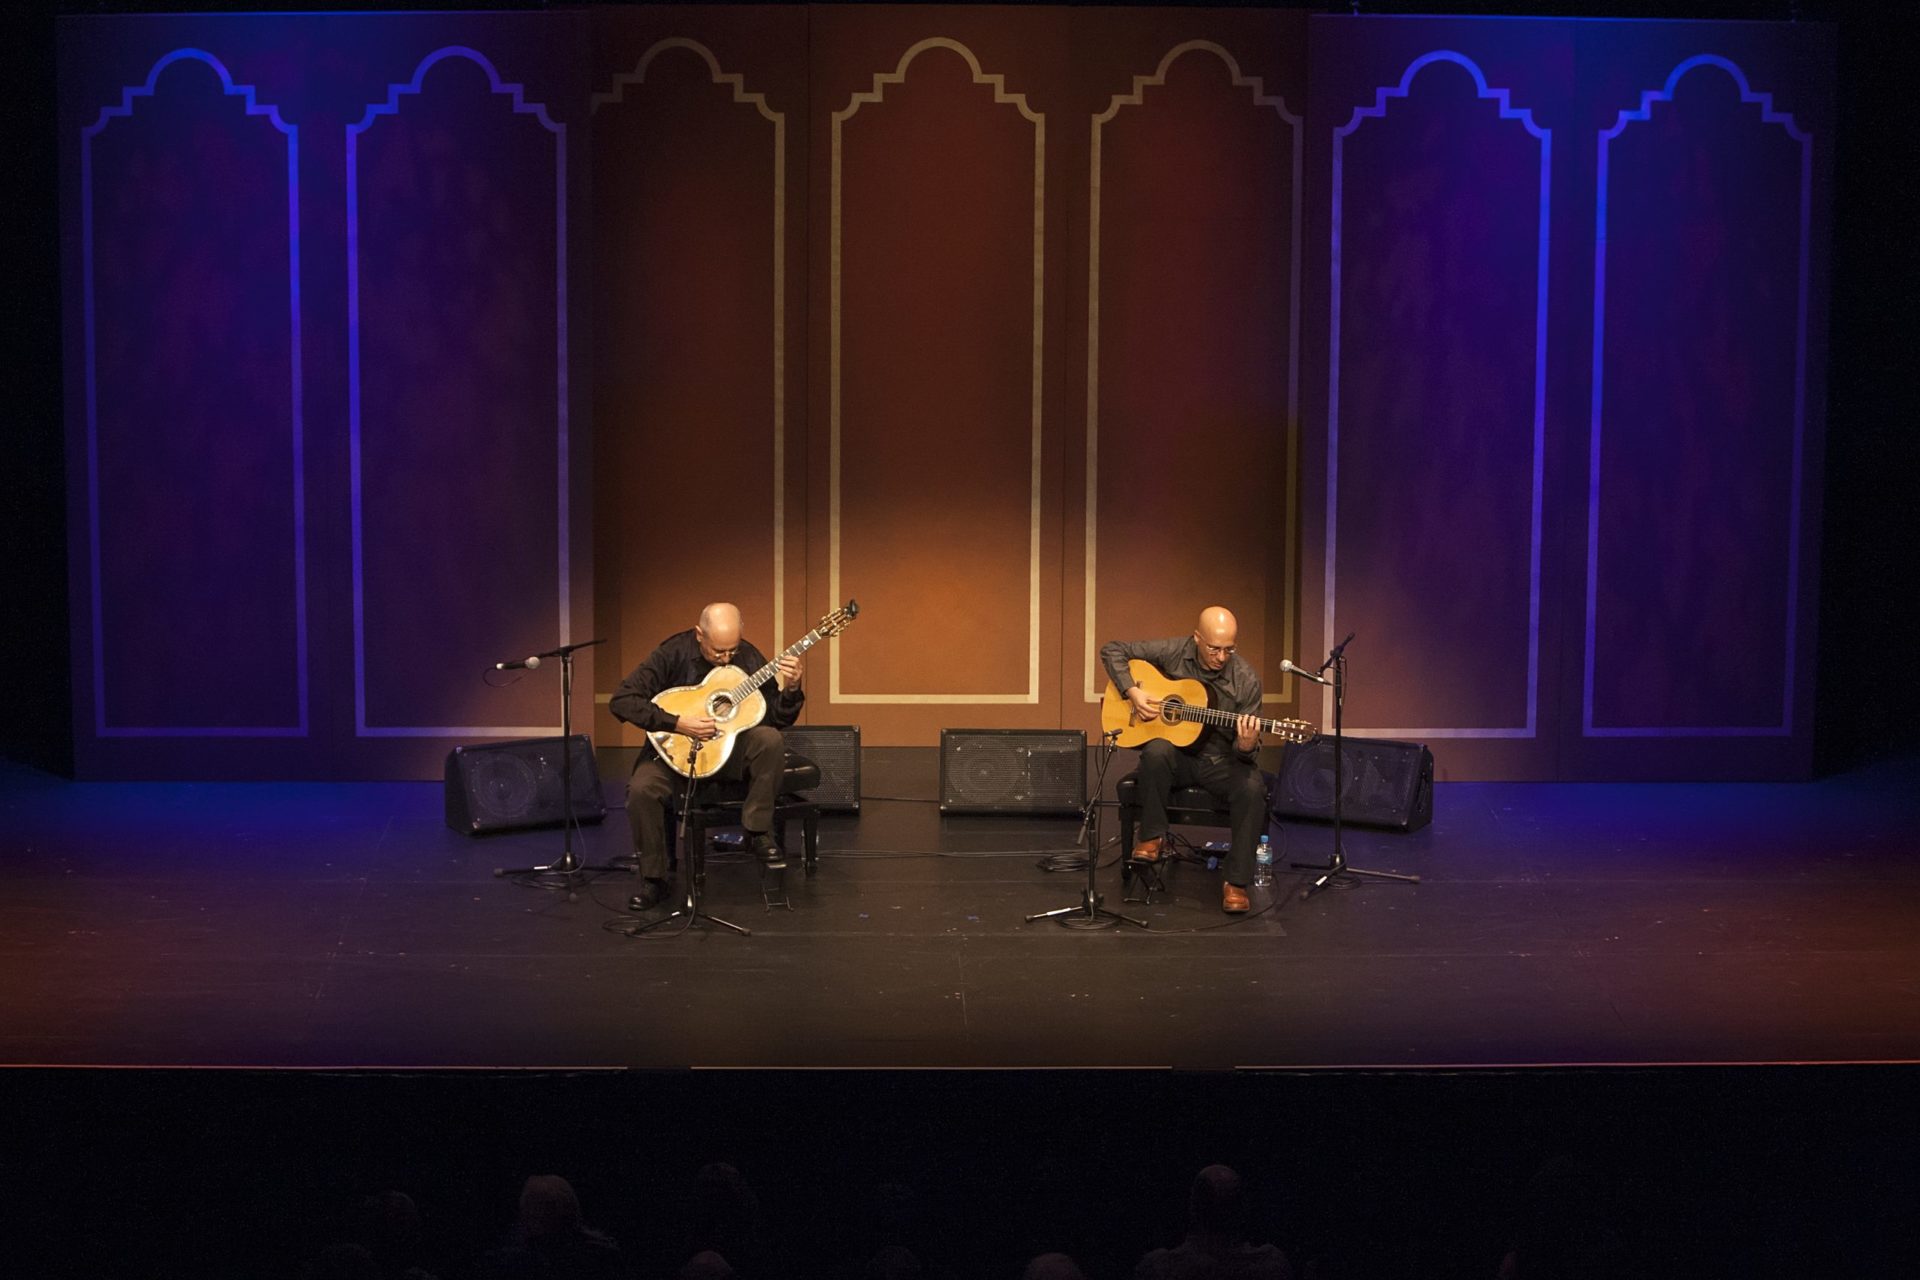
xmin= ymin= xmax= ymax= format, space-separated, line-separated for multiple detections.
xmin=608 ymin=629 xmax=805 ymax=735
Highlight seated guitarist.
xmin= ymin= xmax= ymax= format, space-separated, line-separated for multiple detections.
xmin=1100 ymin=606 xmax=1266 ymax=914
xmin=609 ymin=602 xmax=804 ymax=909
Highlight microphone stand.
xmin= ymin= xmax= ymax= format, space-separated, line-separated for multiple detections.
xmin=1286 ymin=642 xmax=1420 ymax=898
xmin=629 ymin=736 xmax=750 ymax=937
xmin=1025 ymin=729 xmax=1146 ymax=930
xmin=493 ymin=640 xmax=624 ymax=891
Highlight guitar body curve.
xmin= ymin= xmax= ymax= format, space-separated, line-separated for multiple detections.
xmin=646 ymin=666 xmax=768 ymax=778
xmin=1100 ymin=660 xmax=1210 ymax=749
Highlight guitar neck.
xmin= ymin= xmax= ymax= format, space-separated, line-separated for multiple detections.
xmin=729 ymin=629 xmax=825 ymax=700
xmin=1170 ymin=703 xmax=1288 ymax=734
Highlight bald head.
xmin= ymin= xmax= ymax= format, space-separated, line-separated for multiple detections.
xmin=1194 ymin=607 xmax=1238 ymax=671
xmin=697 ymin=602 xmax=743 ymax=665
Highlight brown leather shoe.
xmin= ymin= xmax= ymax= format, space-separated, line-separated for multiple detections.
xmin=1222 ymin=882 xmax=1251 ymax=913
xmin=1129 ymin=837 xmax=1164 ymax=864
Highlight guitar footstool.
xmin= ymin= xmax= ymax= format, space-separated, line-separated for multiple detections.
xmin=760 ymin=861 xmax=793 ymax=912
xmin=1123 ymin=854 xmax=1169 ymax=905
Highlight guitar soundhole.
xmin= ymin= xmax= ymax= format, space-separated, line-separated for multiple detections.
xmin=708 ymin=694 xmax=736 ymax=722
xmin=1159 ymin=697 xmax=1185 ymax=724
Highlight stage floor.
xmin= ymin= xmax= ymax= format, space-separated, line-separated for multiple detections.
xmin=4 ymin=751 xmax=1919 ymax=1070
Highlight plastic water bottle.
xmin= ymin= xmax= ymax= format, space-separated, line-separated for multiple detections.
xmin=1253 ymin=833 xmax=1274 ymax=888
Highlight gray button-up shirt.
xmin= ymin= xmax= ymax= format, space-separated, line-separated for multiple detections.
xmin=1099 ymin=635 xmax=1264 ymax=763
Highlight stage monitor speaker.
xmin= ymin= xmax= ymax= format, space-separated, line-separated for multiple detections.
xmin=939 ymin=729 xmax=1086 ymax=814
xmin=1271 ymin=737 xmax=1433 ymax=833
xmin=445 ymin=735 xmax=606 ymax=835
xmin=781 ymin=724 xmax=862 ymax=812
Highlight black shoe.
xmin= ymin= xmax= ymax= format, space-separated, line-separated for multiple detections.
xmin=628 ymin=877 xmax=675 ymax=911
xmin=747 ymin=831 xmax=787 ymax=870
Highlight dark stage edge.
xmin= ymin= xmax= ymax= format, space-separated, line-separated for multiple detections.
xmin=3 ymin=751 xmax=1919 ymax=1070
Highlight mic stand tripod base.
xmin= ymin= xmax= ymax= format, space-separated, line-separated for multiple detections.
xmin=492 ymin=650 xmax=627 ymax=890
xmin=1024 ymin=884 xmax=1146 ymax=931
xmin=654 ymin=881 xmax=752 ymax=937
xmin=1049 ymin=892 xmax=1145 ymax=931
xmin=492 ymin=849 xmax=627 ymax=900
xmin=1284 ymin=651 xmax=1418 ymax=900
xmin=1290 ymin=856 xmax=1422 ymax=900
xmin=1024 ymin=735 xmax=1146 ymax=931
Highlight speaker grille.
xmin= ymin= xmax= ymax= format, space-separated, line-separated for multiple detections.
xmin=445 ymin=735 xmax=605 ymax=835
xmin=1271 ymin=738 xmax=1433 ymax=832
xmin=781 ymin=725 xmax=861 ymax=812
xmin=939 ymin=730 xmax=1086 ymax=814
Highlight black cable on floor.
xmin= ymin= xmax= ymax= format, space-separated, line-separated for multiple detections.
xmin=1036 ymin=833 xmax=1122 ymax=874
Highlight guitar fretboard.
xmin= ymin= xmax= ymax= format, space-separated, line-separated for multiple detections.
xmin=1166 ymin=702 xmax=1293 ymax=734
xmin=726 ymin=629 xmax=826 ymax=703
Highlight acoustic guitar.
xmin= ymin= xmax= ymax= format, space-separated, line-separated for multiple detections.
xmin=1101 ymin=659 xmax=1318 ymax=749
xmin=648 ymin=601 xmax=859 ymax=778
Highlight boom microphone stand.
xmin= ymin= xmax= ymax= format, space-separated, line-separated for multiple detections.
xmin=1281 ymin=636 xmax=1420 ymax=898
xmin=493 ymin=639 xmax=624 ymax=889
xmin=1025 ymin=729 xmax=1146 ymax=930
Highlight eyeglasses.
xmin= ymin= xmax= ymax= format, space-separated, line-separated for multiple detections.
xmin=1199 ymin=643 xmax=1236 ymax=656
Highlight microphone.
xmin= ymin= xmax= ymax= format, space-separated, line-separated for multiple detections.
xmin=1279 ymin=658 xmax=1330 ymax=686
xmin=494 ymin=655 xmax=542 ymax=671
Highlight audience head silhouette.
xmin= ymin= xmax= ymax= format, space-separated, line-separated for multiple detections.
xmin=518 ymin=1175 xmax=584 ymax=1239
xmin=1189 ymin=1164 xmax=1251 ymax=1242
xmin=678 ymin=1250 xmax=735 ymax=1279
xmin=1023 ymin=1252 xmax=1087 ymax=1280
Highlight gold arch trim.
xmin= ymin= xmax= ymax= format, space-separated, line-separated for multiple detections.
xmin=592 ymin=38 xmax=789 ymax=651
xmin=830 ymin=37 xmax=1045 ymax=704
xmin=1084 ymin=41 xmax=1303 ymax=704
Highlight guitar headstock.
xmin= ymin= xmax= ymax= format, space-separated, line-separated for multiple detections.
xmin=818 ymin=599 xmax=860 ymax=637
xmin=1270 ymin=717 xmax=1319 ymax=744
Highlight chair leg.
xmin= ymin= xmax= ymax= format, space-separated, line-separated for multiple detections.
xmin=803 ymin=808 xmax=819 ymax=876
xmin=1118 ymin=808 xmax=1137 ymax=887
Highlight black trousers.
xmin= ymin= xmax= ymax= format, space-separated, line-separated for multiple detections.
xmin=1133 ymin=737 xmax=1269 ymax=887
xmin=626 ymin=725 xmax=785 ymax=880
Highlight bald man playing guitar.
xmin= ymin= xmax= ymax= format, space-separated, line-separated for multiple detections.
xmin=1100 ymin=607 xmax=1269 ymax=914
xmin=610 ymin=603 xmax=804 ymax=910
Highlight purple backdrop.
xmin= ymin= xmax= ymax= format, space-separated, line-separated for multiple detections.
xmin=1303 ymin=16 xmax=1830 ymax=781
xmin=81 ymin=50 xmax=306 ymax=737
xmin=1588 ymin=56 xmax=1809 ymax=737
xmin=1326 ymin=50 xmax=1550 ymax=742
xmin=60 ymin=13 xmax=591 ymax=780
xmin=349 ymin=47 xmax=568 ymax=738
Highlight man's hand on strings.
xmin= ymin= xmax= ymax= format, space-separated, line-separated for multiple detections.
xmin=1127 ymin=686 xmax=1163 ymax=723
xmin=675 ymin=713 xmax=720 ymax=741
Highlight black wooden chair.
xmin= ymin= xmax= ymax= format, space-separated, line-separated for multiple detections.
xmin=665 ymin=749 xmax=823 ymax=878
